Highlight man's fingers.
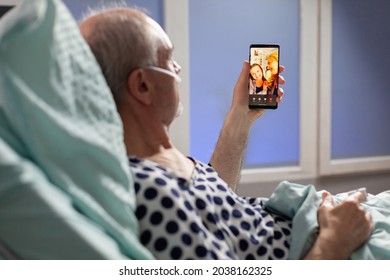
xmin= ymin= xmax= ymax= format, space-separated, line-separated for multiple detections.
xmin=276 ymin=88 xmax=284 ymax=103
xmin=320 ymin=191 xmax=334 ymax=208
xmin=346 ymin=191 xmax=366 ymax=203
xmin=278 ymin=74 xmax=286 ymax=85
xmin=366 ymin=212 xmax=373 ymax=234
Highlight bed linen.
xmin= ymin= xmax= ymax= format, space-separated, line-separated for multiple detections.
xmin=265 ymin=181 xmax=390 ymax=259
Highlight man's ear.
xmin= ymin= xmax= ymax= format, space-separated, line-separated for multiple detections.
xmin=126 ymin=69 xmax=153 ymax=105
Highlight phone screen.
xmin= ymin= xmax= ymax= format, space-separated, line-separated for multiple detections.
xmin=248 ymin=44 xmax=280 ymax=109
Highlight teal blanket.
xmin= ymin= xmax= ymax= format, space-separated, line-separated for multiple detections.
xmin=265 ymin=181 xmax=390 ymax=259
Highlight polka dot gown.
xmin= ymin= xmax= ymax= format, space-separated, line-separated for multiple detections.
xmin=130 ymin=156 xmax=292 ymax=260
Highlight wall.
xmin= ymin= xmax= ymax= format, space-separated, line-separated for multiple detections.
xmin=63 ymin=0 xmax=163 ymax=23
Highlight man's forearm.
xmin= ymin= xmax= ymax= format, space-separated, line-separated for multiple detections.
xmin=209 ymin=109 xmax=252 ymax=191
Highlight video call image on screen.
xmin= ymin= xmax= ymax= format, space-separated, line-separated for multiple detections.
xmin=248 ymin=46 xmax=279 ymax=108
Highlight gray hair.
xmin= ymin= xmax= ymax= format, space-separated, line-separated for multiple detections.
xmin=80 ymin=6 xmax=159 ymax=103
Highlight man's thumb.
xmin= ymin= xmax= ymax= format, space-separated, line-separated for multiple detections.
xmin=235 ymin=60 xmax=249 ymax=89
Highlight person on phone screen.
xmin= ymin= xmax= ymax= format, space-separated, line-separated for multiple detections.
xmin=265 ymin=51 xmax=279 ymax=95
xmin=79 ymin=6 xmax=374 ymax=260
xmin=249 ymin=63 xmax=268 ymax=95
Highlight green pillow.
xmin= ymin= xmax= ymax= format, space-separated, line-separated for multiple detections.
xmin=0 ymin=136 xmax=130 ymax=259
xmin=0 ymin=0 xmax=153 ymax=259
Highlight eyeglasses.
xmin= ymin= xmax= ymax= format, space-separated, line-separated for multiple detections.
xmin=143 ymin=61 xmax=182 ymax=83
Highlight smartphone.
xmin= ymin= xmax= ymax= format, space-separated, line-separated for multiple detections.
xmin=248 ymin=44 xmax=280 ymax=109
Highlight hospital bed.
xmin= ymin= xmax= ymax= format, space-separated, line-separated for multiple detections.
xmin=1 ymin=0 xmax=389 ymax=260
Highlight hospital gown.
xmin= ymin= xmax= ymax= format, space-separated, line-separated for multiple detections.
xmin=130 ymin=156 xmax=292 ymax=260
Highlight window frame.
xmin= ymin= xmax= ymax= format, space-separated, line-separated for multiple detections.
xmin=164 ymin=0 xmax=390 ymax=184
xmin=319 ymin=0 xmax=390 ymax=176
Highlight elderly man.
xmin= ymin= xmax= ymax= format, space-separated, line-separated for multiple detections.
xmin=79 ymin=7 xmax=371 ymax=259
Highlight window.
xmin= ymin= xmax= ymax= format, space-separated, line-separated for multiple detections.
xmin=319 ymin=0 xmax=390 ymax=175
xmin=167 ymin=0 xmax=390 ymax=183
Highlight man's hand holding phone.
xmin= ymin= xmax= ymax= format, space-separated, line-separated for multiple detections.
xmin=230 ymin=60 xmax=285 ymax=126
xmin=210 ymin=56 xmax=285 ymax=190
